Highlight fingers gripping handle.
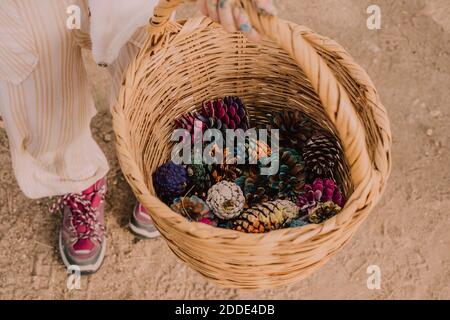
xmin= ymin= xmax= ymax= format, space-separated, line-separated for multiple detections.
xmin=147 ymin=0 xmax=276 ymax=42
xmin=147 ymin=0 xmax=268 ymax=37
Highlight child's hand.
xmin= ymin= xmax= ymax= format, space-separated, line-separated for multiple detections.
xmin=198 ymin=0 xmax=277 ymax=42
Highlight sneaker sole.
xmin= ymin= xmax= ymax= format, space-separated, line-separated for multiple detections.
xmin=128 ymin=221 xmax=160 ymax=239
xmin=58 ymin=232 xmax=107 ymax=275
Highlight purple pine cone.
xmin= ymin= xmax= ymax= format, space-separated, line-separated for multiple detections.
xmin=153 ymin=161 xmax=188 ymax=202
xmin=175 ymin=97 xmax=250 ymax=142
xmin=296 ymin=178 xmax=345 ymax=214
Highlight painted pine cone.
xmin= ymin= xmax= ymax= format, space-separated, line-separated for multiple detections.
xmin=303 ymin=133 xmax=342 ymax=181
xmin=265 ymin=148 xmax=306 ymax=201
xmin=210 ymin=162 xmax=241 ymax=184
xmin=207 ymin=181 xmax=245 ymax=220
xmin=270 ymin=111 xmax=318 ymax=148
xmin=186 ymin=164 xmax=212 ymax=197
xmin=235 ymin=175 xmax=270 ymax=207
xmin=309 ymin=201 xmax=342 ymax=224
xmin=296 ymin=178 xmax=345 ymax=215
xmin=198 ymin=215 xmax=219 ymax=227
xmin=175 ymin=96 xmax=250 ymax=142
xmin=296 ymin=178 xmax=345 ymax=224
xmin=233 ymin=200 xmax=299 ymax=233
xmin=219 ymin=96 xmax=250 ymax=131
xmin=153 ymin=161 xmax=188 ymax=202
xmin=233 ymin=136 xmax=272 ymax=164
xmin=209 ymin=146 xmax=255 ymax=184
xmin=171 ymin=196 xmax=211 ymax=221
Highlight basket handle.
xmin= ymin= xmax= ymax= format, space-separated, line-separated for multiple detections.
xmin=146 ymin=0 xmax=189 ymax=43
xmin=145 ymin=0 xmax=378 ymax=190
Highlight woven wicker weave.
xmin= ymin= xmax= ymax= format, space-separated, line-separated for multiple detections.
xmin=112 ymin=0 xmax=392 ymax=289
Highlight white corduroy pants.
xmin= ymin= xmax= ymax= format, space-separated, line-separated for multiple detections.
xmin=0 ymin=0 xmax=144 ymax=199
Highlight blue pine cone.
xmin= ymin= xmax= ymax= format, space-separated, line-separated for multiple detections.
xmin=153 ymin=161 xmax=188 ymax=202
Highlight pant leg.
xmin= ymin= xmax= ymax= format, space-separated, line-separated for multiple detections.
xmin=0 ymin=0 xmax=109 ymax=199
xmin=107 ymin=37 xmax=143 ymax=105
xmin=107 ymin=22 xmax=157 ymax=104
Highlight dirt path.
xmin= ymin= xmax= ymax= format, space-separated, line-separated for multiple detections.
xmin=1 ymin=0 xmax=449 ymax=299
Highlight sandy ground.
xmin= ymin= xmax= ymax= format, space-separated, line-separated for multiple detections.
xmin=0 ymin=0 xmax=449 ymax=300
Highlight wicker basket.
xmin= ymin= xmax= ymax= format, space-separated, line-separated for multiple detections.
xmin=112 ymin=0 xmax=392 ymax=289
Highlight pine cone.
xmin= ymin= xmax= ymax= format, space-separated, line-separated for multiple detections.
xmin=265 ymin=148 xmax=306 ymax=202
xmin=186 ymin=164 xmax=212 ymax=198
xmin=320 ymin=178 xmax=345 ymax=207
xmin=207 ymin=181 xmax=245 ymax=220
xmin=233 ymin=136 xmax=272 ymax=164
xmin=235 ymin=174 xmax=270 ymax=207
xmin=270 ymin=111 xmax=318 ymax=148
xmin=198 ymin=215 xmax=219 ymax=227
xmin=175 ymin=96 xmax=250 ymax=143
xmin=171 ymin=196 xmax=211 ymax=221
xmin=209 ymin=146 xmax=253 ymax=184
xmin=297 ymin=178 xmax=345 ymax=223
xmin=297 ymin=178 xmax=345 ymax=212
xmin=153 ymin=161 xmax=188 ymax=202
xmin=303 ymin=133 xmax=342 ymax=181
xmin=208 ymin=136 xmax=270 ymax=185
xmin=233 ymin=200 xmax=299 ymax=233
xmin=206 ymin=96 xmax=250 ymax=131
xmin=214 ymin=146 xmax=239 ymax=182
xmin=249 ymin=139 xmax=271 ymax=161
xmin=309 ymin=201 xmax=342 ymax=224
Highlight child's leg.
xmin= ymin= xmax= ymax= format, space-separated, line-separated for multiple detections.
xmin=0 ymin=0 xmax=109 ymax=199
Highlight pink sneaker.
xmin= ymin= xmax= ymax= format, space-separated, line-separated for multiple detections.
xmin=51 ymin=177 xmax=107 ymax=274
xmin=129 ymin=202 xmax=160 ymax=239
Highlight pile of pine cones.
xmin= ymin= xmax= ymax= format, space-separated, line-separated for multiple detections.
xmin=153 ymin=97 xmax=347 ymax=233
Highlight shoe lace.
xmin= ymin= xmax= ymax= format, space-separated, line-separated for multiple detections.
xmin=50 ymin=186 xmax=106 ymax=243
